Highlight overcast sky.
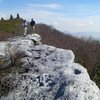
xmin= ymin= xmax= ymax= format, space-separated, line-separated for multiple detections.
xmin=0 ymin=0 xmax=100 ymax=39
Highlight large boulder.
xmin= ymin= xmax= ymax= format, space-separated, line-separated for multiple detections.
xmin=0 ymin=42 xmax=100 ymax=100
xmin=0 ymin=42 xmax=11 ymax=69
xmin=0 ymin=33 xmax=41 ymax=69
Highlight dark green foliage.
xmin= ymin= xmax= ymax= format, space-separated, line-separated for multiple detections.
xmin=16 ymin=13 xmax=20 ymax=19
xmin=10 ymin=14 xmax=13 ymax=20
xmin=1 ymin=17 xmax=4 ymax=21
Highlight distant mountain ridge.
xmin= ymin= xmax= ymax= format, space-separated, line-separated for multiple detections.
xmin=72 ymin=32 xmax=100 ymax=40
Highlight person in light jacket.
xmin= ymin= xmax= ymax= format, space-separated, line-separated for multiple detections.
xmin=22 ymin=19 xmax=28 ymax=36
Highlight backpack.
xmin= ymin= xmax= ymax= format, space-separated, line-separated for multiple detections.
xmin=30 ymin=21 xmax=35 ymax=26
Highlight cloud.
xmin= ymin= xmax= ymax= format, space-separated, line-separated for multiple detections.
xmin=19 ymin=7 xmax=64 ymax=21
xmin=53 ymin=21 xmax=59 ymax=26
xmin=76 ymin=23 xmax=87 ymax=27
xmin=27 ymin=3 xmax=62 ymax=10
xmin=88 ymin=20 xmax=93 ymax=25
xmin=18 ymin=7 xmax=100 ymax=33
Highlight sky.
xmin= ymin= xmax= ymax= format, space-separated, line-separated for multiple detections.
xmin=0 ymin=0 xmax=100 ymax=39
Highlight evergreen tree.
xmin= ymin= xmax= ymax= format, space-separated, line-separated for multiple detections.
xmin=16 ymin=13 xmax=20 ymax=19
xmin=10 ymin=14 xmax=13 ymax=20
xmin=1 ymin=17 xmax=4 ymax=21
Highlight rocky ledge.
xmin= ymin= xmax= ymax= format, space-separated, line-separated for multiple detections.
xmin=0 ymin=34 xmax=100 ymax=100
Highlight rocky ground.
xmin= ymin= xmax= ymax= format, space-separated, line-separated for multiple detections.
xmin=0 ymin=34 xmax=100 ymax=100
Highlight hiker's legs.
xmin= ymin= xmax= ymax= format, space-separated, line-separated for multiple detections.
xmin=32 ymin=25 xmax=35 ymax=34
xmin=24 ymin=27 xmax=27 ymax=36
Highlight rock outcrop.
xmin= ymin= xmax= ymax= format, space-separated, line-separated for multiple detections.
xmin=0 ymin=33 xmax=41 ymax=69
xmin=0 ymin=34 xmax=100 ymax=100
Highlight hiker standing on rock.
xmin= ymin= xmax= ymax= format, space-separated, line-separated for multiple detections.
xmin=22 ymin=19 xmax=28 ymax=36
xmin=30 ymin=18 xmax=35 ymax=34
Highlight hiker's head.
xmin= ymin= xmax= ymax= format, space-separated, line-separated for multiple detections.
xmin=23 ymin=19 xmax=26 ymax=23
xmin=31 ymin=18 xmax=33 ymax=21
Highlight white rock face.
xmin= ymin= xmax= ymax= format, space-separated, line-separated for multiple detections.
xmin=0 ymin=42 xmax=11 ymax=68
xmin=0 ymin=33 xmax=41 ymax=69
xmin=0 ymin=34 xmax=100 ymax=100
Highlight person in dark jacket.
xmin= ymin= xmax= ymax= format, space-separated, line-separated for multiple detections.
xmin=30 ymin=18 xmax=35 ymax=34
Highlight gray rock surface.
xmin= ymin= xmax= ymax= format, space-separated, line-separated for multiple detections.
xmin=0 ymin=34 xmax=100 ymax=100
xmin=0 ymin=42 xmax=11 ymax=69
xmin=0 ymin=33 xmax=41 ymax=69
